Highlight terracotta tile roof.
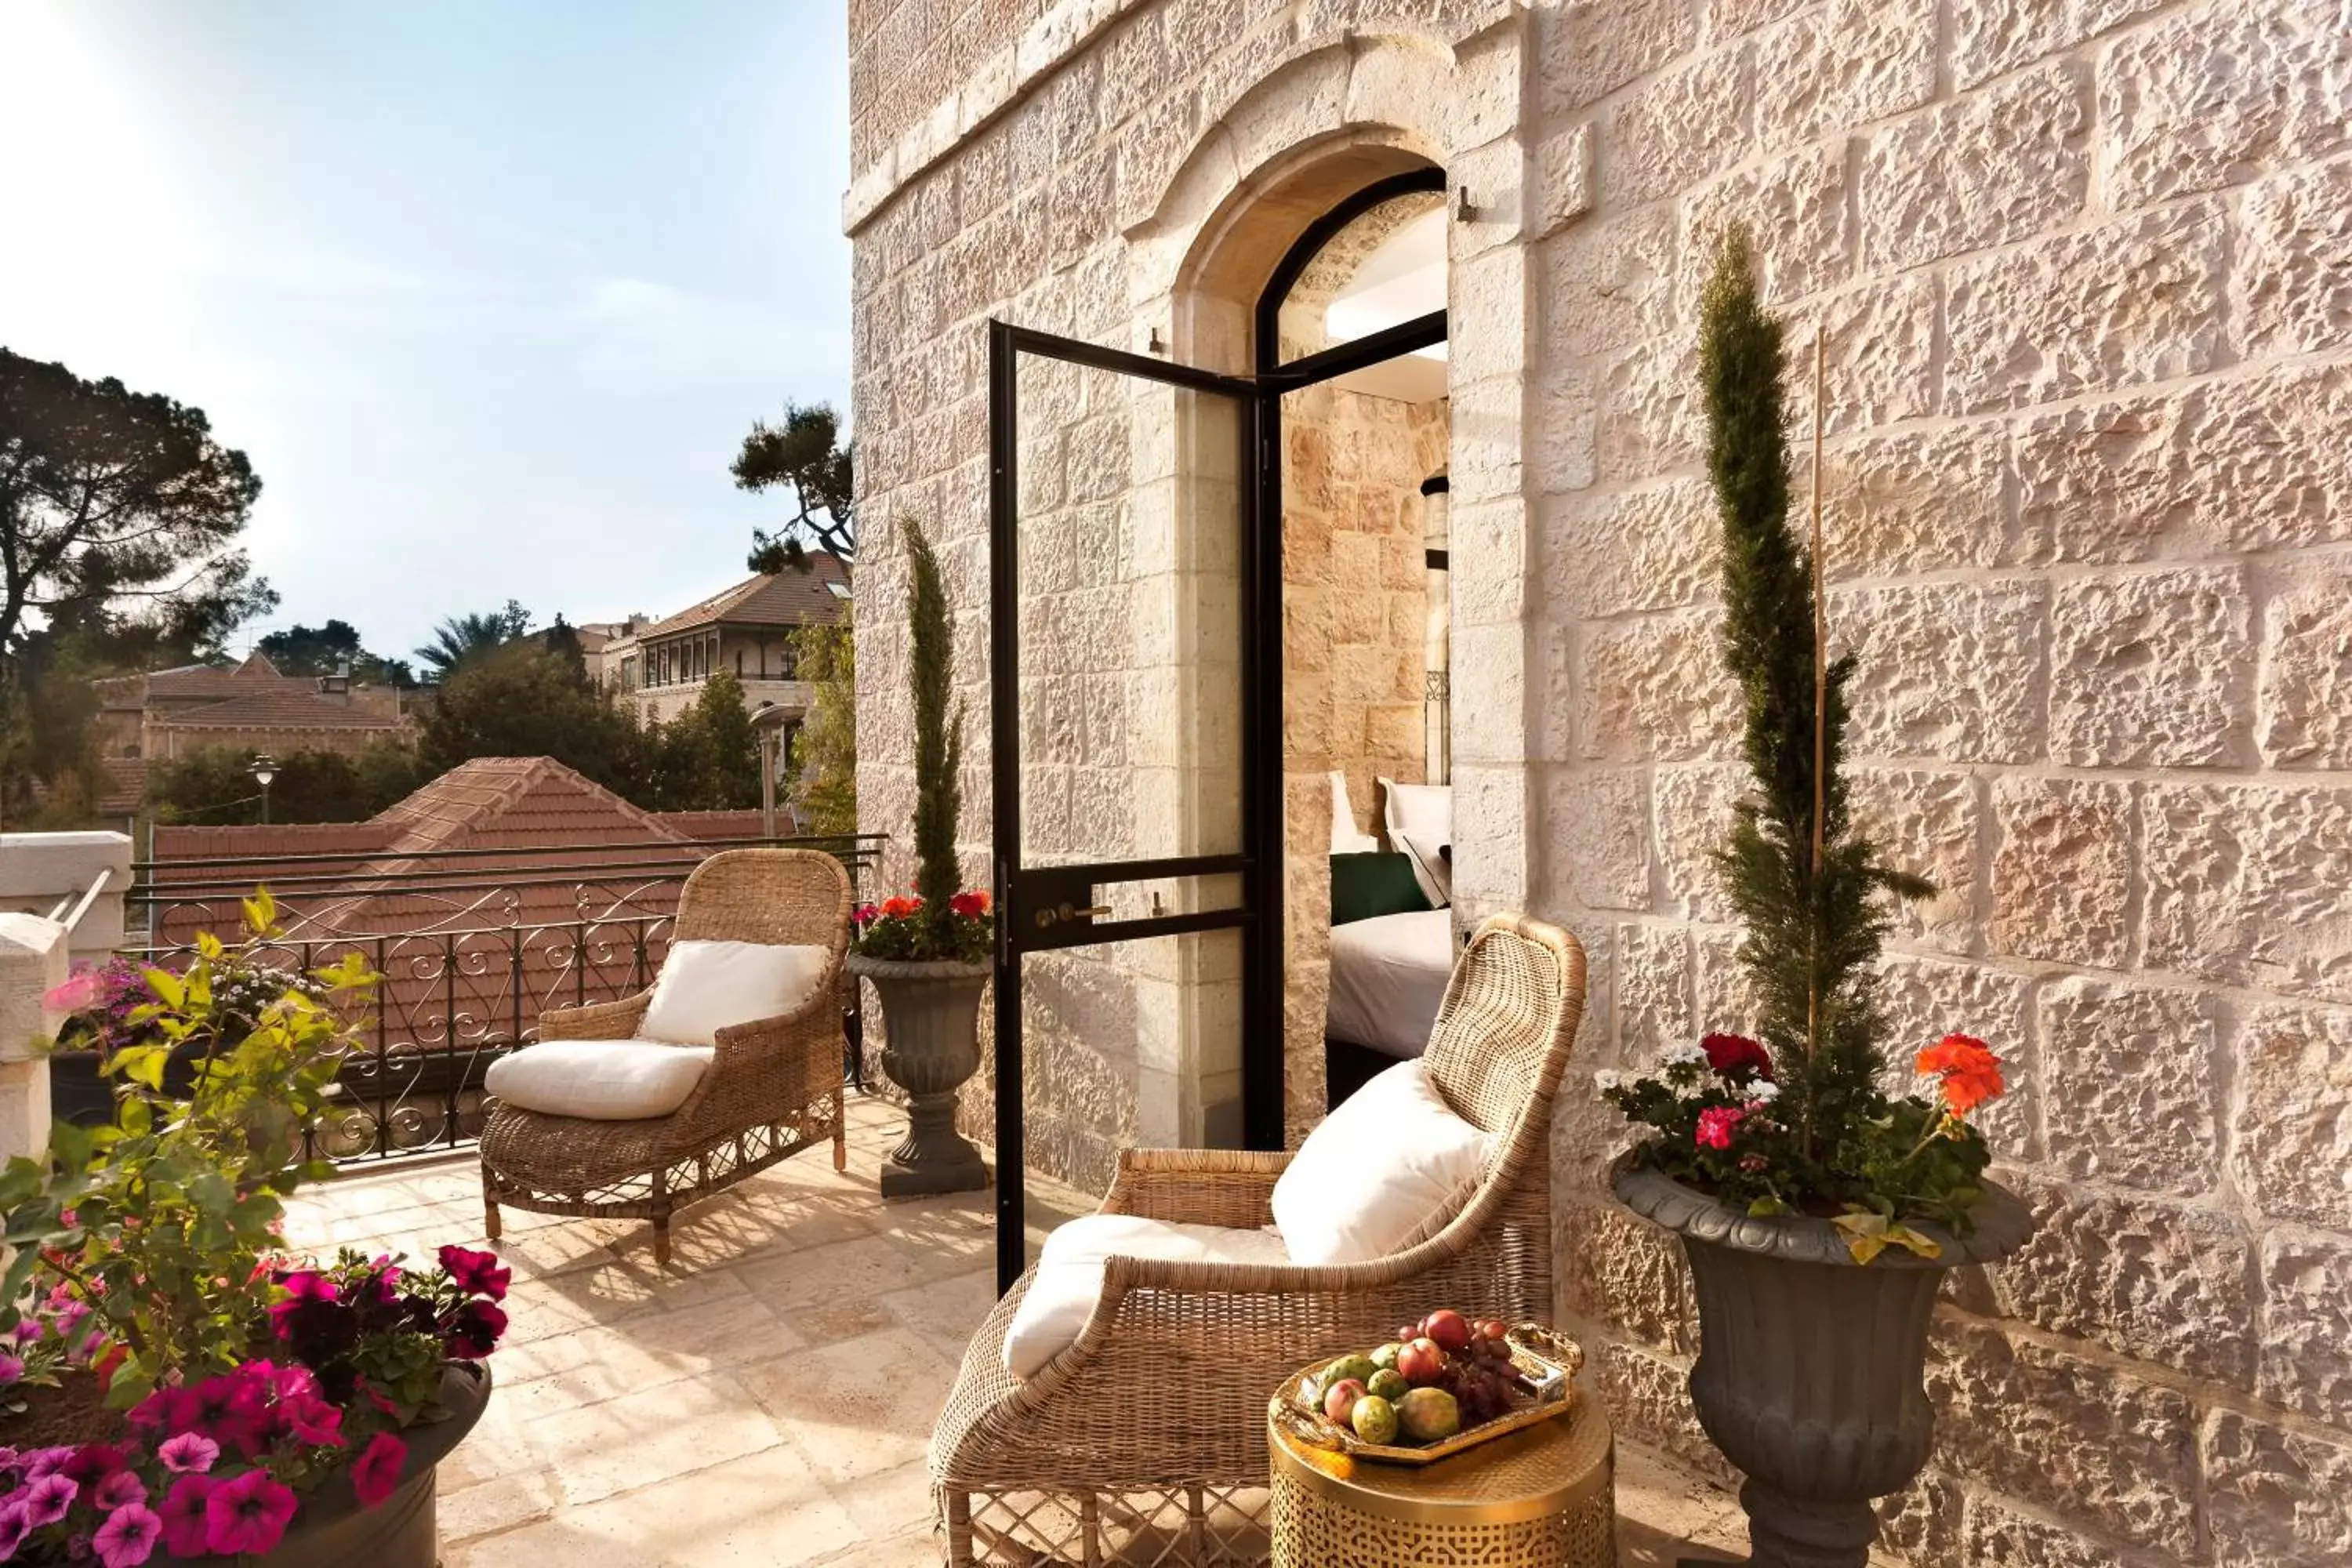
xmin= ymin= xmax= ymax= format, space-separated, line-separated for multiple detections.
xmin=655 ymin=808 xmax=779 ymax=841
xmin=162 ymin=690 xmax=405 ymax=731
xmin=641 ymin=556 xmax=851 ymax=640
xmin=98 ymin=757 xmax=148 ymax=815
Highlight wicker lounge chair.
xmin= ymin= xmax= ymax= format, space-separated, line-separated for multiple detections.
xmin=478 ymin=848 xmax=854 ymax=1266
xmin=928 ymin=913 xmax=1588 ymax=1563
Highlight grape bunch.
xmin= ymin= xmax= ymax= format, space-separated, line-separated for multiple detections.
xmin=1450 ymin=1319 xmax=1523 ymax=1424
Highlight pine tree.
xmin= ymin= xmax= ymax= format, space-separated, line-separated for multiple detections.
xmin=1701 ymin=230 xmax=1931 ymax=1173
xmin=902 ymin=517 xmax=964 ymax=953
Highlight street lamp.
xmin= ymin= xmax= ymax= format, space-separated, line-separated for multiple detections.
xmin=249 ymin=753 xmax=278 ymax=825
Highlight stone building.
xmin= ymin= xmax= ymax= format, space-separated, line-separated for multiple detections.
xmin=844 ymin=2 xmax=2352 ymax=1561
xmin=604 ymin=557 xmax=852 ymax=731
xmin=93 ymin=653 xmax=412 ymax=762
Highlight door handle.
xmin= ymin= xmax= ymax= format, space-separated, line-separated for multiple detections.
xmin=1033 ymin=901 xmax=1115 ymax=930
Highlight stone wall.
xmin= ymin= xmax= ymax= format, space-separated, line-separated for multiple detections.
xmin=845 ymin=0 xmax=2352 ymax=1559
xmin=1530 ymin=2 xmax=2352 ymax=1564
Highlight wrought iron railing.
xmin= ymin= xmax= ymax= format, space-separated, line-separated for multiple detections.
xmin=109 ymin=833 xmax=885 ymax=1165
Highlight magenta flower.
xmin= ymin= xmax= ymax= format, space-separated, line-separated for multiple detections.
xmin=157 ymin=1432 xmax=218 ymax=1475
xmin=21 ymin=1472 xmax=78 ymax=1526
xmin=350 ymin=1431 xmax=410 ymax=1509
xmin=93 ymin=1503 xmax=163 ymax=1568
xmin=436 ymin=1243 xmax=511 ymax=1302
xmin=128 ymin=1387 xmax=201 ymax=1436
xmin=63 ymin=1444 xmax=129 ymax=1485
xmin=189 ymin=1373 xmax=270 ymax=1457
xmin=204 ymin=1470 xmax=299 ymax=1557
xmin=95 ymin=1470 xmax=147 ymax=1511
xmin=20 ymin=1446 xmax=78 ymax=1482
xmin=279 ymin=1393 xmax=344 ymax=1448
xmin=0 ymin=1502 xmax=27 ymax=1559
xmin=1695 ymin=1105 xmax=1748 ymax=1150
xmin=0 ymin=1353 xmax=23 ymax=1386
xmin=276 ymin=1269 xmax=337 ymax=1304
xmin=158 ymin=1476 xmax=217 ymax=1559
xmin=445 ymin=1298 xmax=508 ymax=1359
xmin=10 ymin=1319 xmax=43 ymax=1345
xmin=42 ymin=968 xmax=106 ymax=1014
xmin=52 ymin=1301 xmax=89 ymax=1338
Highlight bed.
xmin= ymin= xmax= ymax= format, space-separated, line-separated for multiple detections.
xmin=1326 ymin=906 xmax=1457 ymax=1060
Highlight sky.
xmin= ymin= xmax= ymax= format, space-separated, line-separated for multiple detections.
xmin=0 ymin=0 xmax=852 ymax=662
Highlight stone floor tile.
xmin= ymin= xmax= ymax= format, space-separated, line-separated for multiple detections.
xmin=521 ymin=1370 xmax=787 ymax=1506
xmin=742 ymin=1324 xmax=963 ymax=1488
xmin=833 ymin=1457 xmax=942 ymax=1545
xmin=453 ymin=1446 xmax=861 ymax=1567
xmin=439 ymin=1468 xmax=562 ymax=1541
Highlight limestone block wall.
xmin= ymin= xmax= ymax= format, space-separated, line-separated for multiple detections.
xmin=845 ymin=0 xmax=2352 ymax=1558
xmin=1529 ymin=3 xmax=2352 ymax=1564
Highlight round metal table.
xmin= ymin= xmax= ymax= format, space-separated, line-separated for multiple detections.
xmin=1268 ymin=1385 xmax=1617 ymax=1567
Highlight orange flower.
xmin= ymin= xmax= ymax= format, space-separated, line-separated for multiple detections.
xmin=1916 ymin=1033 xmax=2004 ymax=1116
xmin=879 ymin=895 xmax=920 ymax=920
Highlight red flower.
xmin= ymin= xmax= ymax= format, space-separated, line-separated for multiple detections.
xmin=879 ymin=895 xmax=920 ymax=920
xmin=1695 ymin=1105 xmax=1748 ymax=1150
xmin=445 ymin=1299 xmax=508 ymax=1359
xmin=437 ymin=1243 xmax=511 ymax=1302
xmin=949 ymin=890 xmax=990 ymax=918
xmin=159 ymin=1475 xmax=219 ymax=1559
xmin=205 ymin=1469 xmax=299 ymax=1557
xmin=852 ymin=902 xmax=878 ymax=924
xmin=350 ymin=1432 xmax=410 ymax=1509
xmin=1700 ymin=1033 xmax=1773 ymax=1080
xmin=1917 ymin=1033 xmax=2005 ymax=1116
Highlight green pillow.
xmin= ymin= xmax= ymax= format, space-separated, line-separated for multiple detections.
xmin=1330 ymin=852 xmax=1433 ymax=927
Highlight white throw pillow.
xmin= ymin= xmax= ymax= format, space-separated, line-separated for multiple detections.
xmin=484 ymin=1039 xmax=715 ymax=1121
xmin=1003 ymin=1214 xmax=1290 ymax=1378
xmin=639 ymin=939 xmax=830 ymax=1046
xmin=1380 ymin=779 xmax=1452 ymax=843
xmin=1272 ymin=1059 xmax=1492 ymax=1268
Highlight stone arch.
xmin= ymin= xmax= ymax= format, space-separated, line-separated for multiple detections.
xmin=1123 ymin=23 xmax=1534 ymax=1139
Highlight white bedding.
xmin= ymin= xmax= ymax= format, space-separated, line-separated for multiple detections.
xmin=1325 ymin=908 xmax=1456 ymax=1059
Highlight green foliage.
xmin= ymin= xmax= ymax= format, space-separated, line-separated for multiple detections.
xmin=735 ymin=401 xmax=855 ymax=569
xmin=414 ymin=600 xmax=531 ymax=680
xmin=151 ymin=740 xmax=429 ymax=825
xmin=903 ymin=517 xmax=964 ymax=954
xmin=0 ymin=893 xmax=376 ymax=1403
xmin=649 ymin=669 xmax=762 ymax=811
xmin=257 ymin=618 xmax=416 ymax=687
xmin=1699 ymin=230 xmax=1931 ymax=1164
xmin=419 ymin=641 xmax=653 ymax=794
xmin=787 ymin=610 xmax=857 ymax=835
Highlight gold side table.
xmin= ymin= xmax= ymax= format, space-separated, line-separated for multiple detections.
xmin=1268 ymin=1384 xmax=1617 ymax=1568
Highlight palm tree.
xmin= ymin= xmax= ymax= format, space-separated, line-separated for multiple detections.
xmin=416 ymin=600 xmax=529 ymax=681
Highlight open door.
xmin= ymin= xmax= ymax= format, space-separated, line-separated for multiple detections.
xmin=989 ymin=321 xmax=1279 ymax=1292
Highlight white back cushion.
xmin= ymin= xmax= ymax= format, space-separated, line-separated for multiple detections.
xmin=1272 ymin=1058 xmax=1492 ymax=1267
xmin=1380 ymin=779 xmax=1452 ymax=843
xmin=485 ymin=1039 xmax=713 ymax=1121
xmin=1003 ymin=1215 xmax=1290 ymax=1378
xmin=640 ymin=939 xmax=830 ymax=1046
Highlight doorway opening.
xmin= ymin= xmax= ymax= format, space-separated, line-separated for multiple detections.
xmin=985 ymin=158 xmax=1454 ymax=1291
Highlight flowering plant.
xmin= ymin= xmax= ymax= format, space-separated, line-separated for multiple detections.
xmin=1602 ymin=233 xmax=2009 ymax=1263
xmin=47 ymin=956 xmax=332 ymax=1065
xmin=851 ymin=891 xmax=992 ymax=965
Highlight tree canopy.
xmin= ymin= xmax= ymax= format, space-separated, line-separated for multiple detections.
xmin=786 ymin=610 xmax=855 ymax=835
xmin=149 ymin=741 xmax=428 ymax=826
xmin=734 ymin=401 xmax=854 ymax=571
xmin=256 ymin=619 xmax=416 ymax=687
xmin=415 ymin=600 xmax=530 ymax=681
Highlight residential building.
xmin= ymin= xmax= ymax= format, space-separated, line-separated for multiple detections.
xmin=606 ymin=556 xmax=851 ymax=730
xmin=844 ymin=2 xmax=2352 ymax=1555
xmin=90 ymin=652 xmax=411 ymax=764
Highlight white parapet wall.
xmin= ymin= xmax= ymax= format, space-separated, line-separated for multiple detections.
xmin=0 ymin=913 xmax=64 ymax=1162
xmin=0 ymin=830 xmax=133 ymax=969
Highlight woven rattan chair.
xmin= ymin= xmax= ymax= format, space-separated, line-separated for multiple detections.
xmin=927 ymin=913 xmax=1588 ymax=1564
xmin=478 ymin=848 xmax=854 ymax=1266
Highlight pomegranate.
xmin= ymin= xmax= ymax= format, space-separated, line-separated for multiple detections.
xmin=1421 ymin=1308 xmax=1472 ymax=1353
xmin=1396 ymin=1336 xmax=1447 ymax=1386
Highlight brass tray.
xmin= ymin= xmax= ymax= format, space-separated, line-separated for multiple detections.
xmin=1268 ymin=1324 xmax=1585 ymax=1467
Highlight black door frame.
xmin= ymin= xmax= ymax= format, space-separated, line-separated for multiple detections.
xmin=989 ymin=165 xmax=1449 ymax=1293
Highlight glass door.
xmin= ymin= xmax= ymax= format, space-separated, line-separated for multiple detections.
xmin=987 ymin=321 xmax=1276 ymax=1291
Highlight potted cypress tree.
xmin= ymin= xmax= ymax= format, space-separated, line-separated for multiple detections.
xmin=1604 ymin=232 xmax=2034 ymax=1568
xmin=844 ymin=517 xmax=994 ymax=1196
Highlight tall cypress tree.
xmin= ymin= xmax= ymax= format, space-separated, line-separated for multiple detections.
xmin=902 ymin=516 xmax=964 ymax=953
xmin=1701 ymin=230 xmax=1930 ymax=1171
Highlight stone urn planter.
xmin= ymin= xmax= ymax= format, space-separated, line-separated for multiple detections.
xmin=170 ymin=1362 xmax=492 ymax=1568
xmin=1613 ymin=1163 xmax=2035 ymax=1568
xmin=846 ymin=955 xmax=990 ymax=1196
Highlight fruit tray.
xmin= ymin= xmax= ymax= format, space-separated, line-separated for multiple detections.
xmin=1269 ymin=1323 xmax=1586 ymax=1467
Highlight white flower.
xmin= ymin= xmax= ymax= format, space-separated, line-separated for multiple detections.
xmin=1660 ymin=1042 xmax=1708 ymax=1069
xmin=1593 ymin=1069 xmax=1624 ymax=1093
xmin=1746 ymin=1079 xmax=1781 ymax=1104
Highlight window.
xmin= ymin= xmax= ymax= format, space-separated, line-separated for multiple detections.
xmin=735 ymin=648 xmax=744 ymax=677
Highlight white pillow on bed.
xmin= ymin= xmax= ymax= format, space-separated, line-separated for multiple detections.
xmin=1381 ymin=779 xmax=1452 ymax=842
xmin=1272 ymin=1058 xmax=1492 ymax=1267
xmin=1330 ymin=770 xmax=1379 ymax=854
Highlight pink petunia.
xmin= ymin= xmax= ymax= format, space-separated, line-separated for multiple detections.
xmin=158 ymin=1476 xmax=217 ymax=1559
xmin=156 ymin=1432 xmax=218 ymax=1475
xmin=10 ymin=1319 xmax=44 ymax=1346
xmin=0 ymin=1354 xmax=22 ymax=1387
xmin=94 ymin=1470 xmax=147 ymax=1512
xmin=0 ymin=1502 xmax=28 ymax=1559
xmin=42 ymin=968 xmax=106 ymax=1014
xmin=128 ymin=1387 xmax=201 ymax=1436
xmin=204 ymin=1470 xmax=299 ymax=1557
xmin=93 ymin=1503 xmax=163 ymax=1568
xmin=20 ymin=1447 xmax=76 ymax=1483
xmin=436 ymin=1244 xmax=511 ymax=1302
xmin=20 ymin=1472 xmax=78 ymax=1527
xmin=279 ymin=1393 xmax=344 ymax=1449
xmin=350 ymin=1431 xmax=409 ymax=1510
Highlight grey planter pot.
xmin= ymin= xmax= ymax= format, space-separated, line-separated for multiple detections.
xmin=1613 ymin=1163 xmax=2034 ymax=1568
xmin=846 ymin=955 xmax=991 ymax=1196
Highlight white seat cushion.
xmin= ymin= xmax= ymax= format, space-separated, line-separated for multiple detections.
xmin=639 ymin=939 xmax=831 ymax=1046
xmin=1004 ymin=1214 xmax=1290 ymax=1379
xmin=485 ymin=1039 xmax=715 ymax=1121
xmin=1271 ymin=1058 xmax=1493 ymax=1268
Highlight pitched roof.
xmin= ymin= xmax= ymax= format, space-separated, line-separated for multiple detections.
xmin=161 ymin=690 xmax=404 ymax=731
xmin=641 ymin=556 xmax=851 ymax=639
